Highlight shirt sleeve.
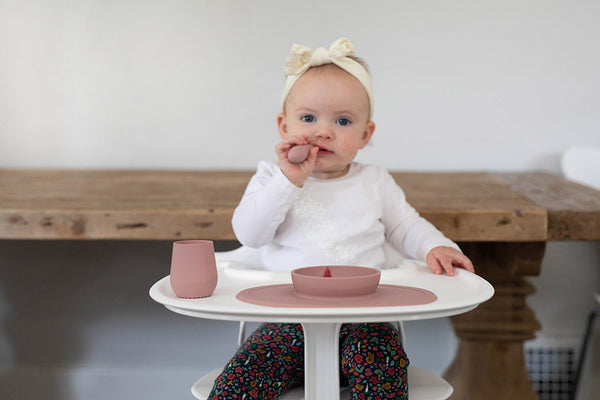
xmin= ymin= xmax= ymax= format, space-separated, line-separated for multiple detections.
xmin=231 ymin=161 xmax=302 ymax=248
xmin=381 ymin=171 xmax=460 ymax=261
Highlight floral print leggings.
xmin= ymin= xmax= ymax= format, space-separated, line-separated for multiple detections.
xmin=208 ymin=322 xmax=408 ymax=400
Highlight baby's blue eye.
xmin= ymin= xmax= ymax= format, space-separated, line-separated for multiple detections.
xmin=301 ymin=115 xmax=315 ymax=123
xmin=337 ymin=118 xmax=351 ymax=126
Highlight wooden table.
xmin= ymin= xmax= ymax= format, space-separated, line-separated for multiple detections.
xmin=2 ymin=169 xmax=600 ymax=399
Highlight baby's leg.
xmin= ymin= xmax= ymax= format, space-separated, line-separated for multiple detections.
xmin=208 ymin=322 xmax=304 ymax=400
xmin=340 ymin=322 xmax=409 ymax=400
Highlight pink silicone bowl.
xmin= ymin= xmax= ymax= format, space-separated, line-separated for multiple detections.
xmin=291 ymin=265 xmax=381 ymax=298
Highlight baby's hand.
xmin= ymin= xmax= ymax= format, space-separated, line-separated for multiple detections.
xmin=275 ymin=137 xmax=319 ymax=187
xmin=425 ymin=246 xmax=475 ymax=276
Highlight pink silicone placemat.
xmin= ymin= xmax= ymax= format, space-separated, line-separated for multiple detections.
xmin=236 ymin=284 xmax=437 ymax=308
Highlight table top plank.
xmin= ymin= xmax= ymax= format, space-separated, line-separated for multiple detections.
xmin=1 ymin=169 xmax=599 ymax=241
xmin=390 ymin=172 xmax=547 ymax=242
xmin=496 ymin=172 xmax=600 ymax=240
xmin=0 ymin=170 xmax=253 ymax=240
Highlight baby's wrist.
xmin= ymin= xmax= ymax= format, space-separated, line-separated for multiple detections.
xmin=287 ymin=174 xmax=306 ymax=188
xmin=279 ymin=167 xmax=306 ymax=188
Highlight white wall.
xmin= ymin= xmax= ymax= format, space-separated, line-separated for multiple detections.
xmin=1 ymin=1 xmax=599 ymax=399
xmin=1 ymin=0 xmax=599 ymax=171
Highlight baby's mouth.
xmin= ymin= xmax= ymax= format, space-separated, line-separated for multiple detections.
xmin=316 ymin=146 xmax=333 ymax=155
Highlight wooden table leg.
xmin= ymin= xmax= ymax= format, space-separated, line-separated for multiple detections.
xmin=444 ymin=242 xmax=545 ymax=400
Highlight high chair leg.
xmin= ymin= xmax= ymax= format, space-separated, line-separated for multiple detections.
xmin=237 ymin=321 xmax=247 ymax=346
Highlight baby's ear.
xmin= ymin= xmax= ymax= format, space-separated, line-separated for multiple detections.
xmin=277 ymin=113 xmax=288 ymax=139
xmin=359 ymin=120 xmax=376 ymax=149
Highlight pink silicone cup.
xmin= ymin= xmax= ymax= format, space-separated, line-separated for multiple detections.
xmin=287 ymin=144 xmax=313 ymax=163
xmin=291 ymin=265 xmax=381 ymax=298
xmin=170 ymin=240 xmax=218 ymax=298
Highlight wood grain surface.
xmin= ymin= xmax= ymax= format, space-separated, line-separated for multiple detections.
xmin=1 ymin=169 xmax=599 ymax=241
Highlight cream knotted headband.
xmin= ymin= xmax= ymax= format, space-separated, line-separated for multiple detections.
xmin=281 ymin=38 xmax=374 ymax=117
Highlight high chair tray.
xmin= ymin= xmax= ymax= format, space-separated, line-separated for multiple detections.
xmin=150 ymin=259 xmax=493 ymax=323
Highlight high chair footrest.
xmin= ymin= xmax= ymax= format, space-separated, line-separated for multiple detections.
xmin=191 ymin=365 xmax=452 ymax=400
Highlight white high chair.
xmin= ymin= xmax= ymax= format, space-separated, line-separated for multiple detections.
xmin=191 ymin=246 xmax=453 ymax=400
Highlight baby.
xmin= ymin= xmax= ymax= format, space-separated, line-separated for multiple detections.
xmin=209 ymin=38 xmax=474 ymax=400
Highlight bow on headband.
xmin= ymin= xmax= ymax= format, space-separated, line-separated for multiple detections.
xmin=281 ymin=37 xmax=374 ymax=117
xmin=284 ymin=38 xmax=356 ymax=77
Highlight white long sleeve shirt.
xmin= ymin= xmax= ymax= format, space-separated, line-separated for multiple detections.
xmin=232 ymin=161 xmax=459 ymax=271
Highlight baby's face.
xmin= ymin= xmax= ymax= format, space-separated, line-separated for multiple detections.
xmin=278 ymin=66 xmax=375 ymax=180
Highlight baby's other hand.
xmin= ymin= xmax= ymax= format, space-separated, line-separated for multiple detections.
xmin=275 ymin=137 xmax=318 ymax=187
xmin=425 ymin=246 xmax=475 ymax=276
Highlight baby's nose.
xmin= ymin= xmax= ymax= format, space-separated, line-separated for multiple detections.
xmin=314 ymin=125 xmax=334 ymax=140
